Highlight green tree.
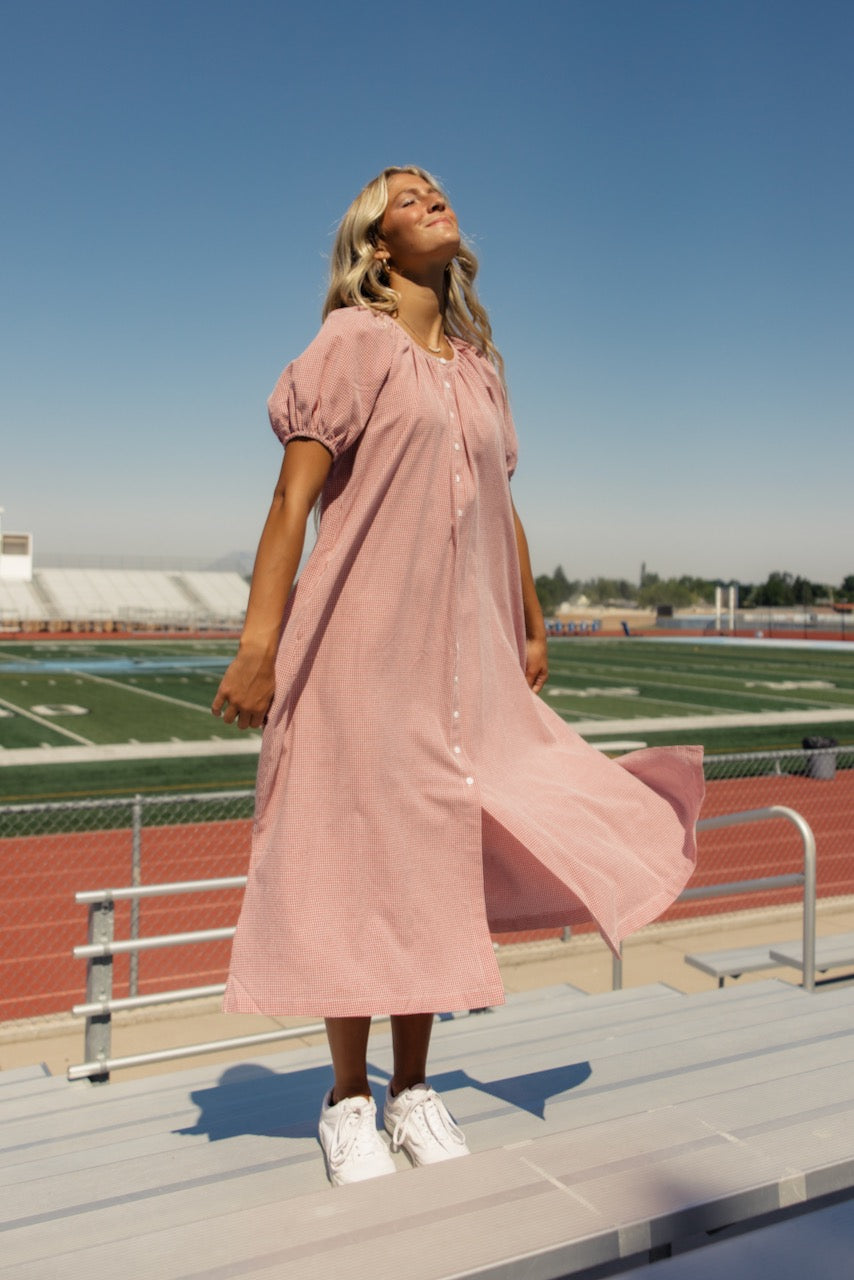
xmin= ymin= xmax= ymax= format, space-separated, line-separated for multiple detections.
xmin=746 ymin=571 xmax=796 ymax=607
xmin=534 ymin=565 xmax=579 ymax=615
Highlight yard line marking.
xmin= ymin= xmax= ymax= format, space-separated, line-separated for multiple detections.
xmin=549 ymin=651 xmax=853 ymax=688
xmin=547 ymin=662 xmax=853 ymax=711
xmin=547 ymin=687 xmax=728 ymax=717
xmin=0 ymin=696 xmax=94 ymax=745
xmin=65 ymin=668 xmax=213 ymax=714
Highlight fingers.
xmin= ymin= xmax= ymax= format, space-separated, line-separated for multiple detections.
xmin=212 ymin=690 xmax=271 ymax=730
xmin=528 ymin=668 xmax=548 ymax=694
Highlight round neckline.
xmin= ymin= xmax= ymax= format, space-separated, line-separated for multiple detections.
xmin=389 ymin=317 xmax=457 ymax=365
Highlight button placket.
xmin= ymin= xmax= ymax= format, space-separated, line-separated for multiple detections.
xmin=440 ymin=358 xmax=473 ymax=791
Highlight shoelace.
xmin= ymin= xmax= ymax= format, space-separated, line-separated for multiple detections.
xmin=328 ymin=1100 xmax=377 ymax=1171
xmin=389 ymin=1088 xmax=466 ymax=1152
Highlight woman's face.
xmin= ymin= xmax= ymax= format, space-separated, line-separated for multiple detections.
xmin=378 ymin=172 xmax=460 ymax=274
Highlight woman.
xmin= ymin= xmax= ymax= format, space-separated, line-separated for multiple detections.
xmin=212 ymin=166 xmax=704 ymax=1186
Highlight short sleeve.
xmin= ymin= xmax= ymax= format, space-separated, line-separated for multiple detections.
xmin=267 ymin=308 xmax=393 ymax=460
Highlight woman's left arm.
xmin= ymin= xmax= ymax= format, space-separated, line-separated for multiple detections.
xmin=512 ymin=501 xmax=549 ymax=693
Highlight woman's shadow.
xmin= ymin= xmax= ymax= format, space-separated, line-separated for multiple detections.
xmin=174 ymin=1058 xmax=592 ymax=1143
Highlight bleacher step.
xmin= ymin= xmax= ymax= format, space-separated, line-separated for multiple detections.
xmin=0 ymin=1063 xmax=51 ymax=1087
xmin=617 ymin=1198 xmax=854 ymax=1279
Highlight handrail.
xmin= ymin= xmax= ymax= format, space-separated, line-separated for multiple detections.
xmin=75 ymin=877 xmax=247 ymax=904
xmin=611 ymin=805 xmax=817 ymax=993
xmin=69 ymin=803 xmax=818 ymax=1083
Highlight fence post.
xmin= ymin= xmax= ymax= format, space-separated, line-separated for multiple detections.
xmin=83 ymin=899 xmax=115 ymax=1083
xmin=612 ymin=944 xmax=623 ymax=990
xmin=130 ymin=794 xmax=142 ymax=997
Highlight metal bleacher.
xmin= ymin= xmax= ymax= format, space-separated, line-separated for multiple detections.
xmin=36 ymin=568 xmax=199 ymax=624
xmin=3 ymin=979 xmax=854 ymax=1278
xmin=1 ymin=568 xmax=249 ymax=629
xmin=0 ymin=579 xmax=47 ymax=625
xmin=179 ymin=571 xmax=252 ymax=618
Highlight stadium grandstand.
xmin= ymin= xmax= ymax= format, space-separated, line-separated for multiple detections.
xmin=0 ymin=512 xmax=249 ymax=632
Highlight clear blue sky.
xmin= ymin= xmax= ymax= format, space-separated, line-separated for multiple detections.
xmin=2 ymin=0 xmax=852 ymax=587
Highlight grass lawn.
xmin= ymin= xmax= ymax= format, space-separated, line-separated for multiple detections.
xmin=1 ymin=636 xmax=853 ymax=802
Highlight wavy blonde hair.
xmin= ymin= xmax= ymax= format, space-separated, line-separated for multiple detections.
xmin=323 ymin=165 xmax=503 ymax=378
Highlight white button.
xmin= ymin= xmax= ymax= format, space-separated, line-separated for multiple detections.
xmin=449 ymin=411 xmax=455 ymax=419
xmin=455 ymin=474 xmax=461 ymax=482
xmin=457 ymin=508 xmax=463 ymax=516
xmin=453 ymin=710 xmax=460 ymax=719
xmin=454 ymin=442 xmax=460 ymax=451
xmin=444 ymin=380 xmax=451 ymax=389
xmin=453 ymin=745 xmax=461 ymax=754
xmin=454 ymin=675 xmax=459 ymax=682
xmin=465 ymin=776 xmax=474 ymax=786
xmin=439 ymin=357 xmax=447 ymax=364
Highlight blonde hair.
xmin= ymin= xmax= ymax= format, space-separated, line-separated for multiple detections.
xmin=323 ymin=165 xmax=503 ymax=378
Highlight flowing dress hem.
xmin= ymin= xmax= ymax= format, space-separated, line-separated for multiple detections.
xmin=222 ymin=976 xmax=507 ymax=1019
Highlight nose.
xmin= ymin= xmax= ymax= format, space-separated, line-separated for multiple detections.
xmin=428 ymin=195 xmax=446 ymax=212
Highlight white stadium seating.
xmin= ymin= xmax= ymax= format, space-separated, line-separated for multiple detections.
xmin=0 ymin=569 xmax=249 ymax=630
xmin=0 ymin=579 xmax=48 ymax=624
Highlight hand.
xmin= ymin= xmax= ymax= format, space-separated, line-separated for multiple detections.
xmin=211 ymin=650 xmax=275 ymax=730
xmin=525 ymin=635 xmax=548 ymax=694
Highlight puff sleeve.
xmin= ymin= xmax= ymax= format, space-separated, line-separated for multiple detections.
xmin=267 ymin=308 xmax=394 ymax=460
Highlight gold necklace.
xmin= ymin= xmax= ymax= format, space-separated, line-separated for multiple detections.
xmin=396 ymin=315 xmax=446 ymax=355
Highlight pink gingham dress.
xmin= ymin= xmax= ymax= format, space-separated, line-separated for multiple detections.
xmin=223 ymin=307 xmax=704 ymax=1017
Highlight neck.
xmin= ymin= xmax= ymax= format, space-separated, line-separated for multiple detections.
xmin=389 ymin=271 xmax=446 ymax=352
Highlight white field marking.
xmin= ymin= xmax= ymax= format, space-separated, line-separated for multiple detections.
xmin=547 ymin=660 xmax=850 ymax=711
xmin=572 ymin=707 xmax=854 ymax=736
xmin=550 ymin=652 xmax=848 ymax=691
xmin=0 ymin=738 xmax=261 ymax=765
xmin=30 ymin=703 xmax=90 ymax=717
xmin=547 ymin=664 xmax=850 ymax=713
xmin=67 ymin=667 xmax=212 ymax=714
xmin=0 ymin=695 xmax=94 ymax=745
xmin=548 ymin=686 xmax=639 ymax=699
xmin=745 ymin=680 xmax=836 ymax=690
xmin=554 ymin=686 xmax=741 ymax=716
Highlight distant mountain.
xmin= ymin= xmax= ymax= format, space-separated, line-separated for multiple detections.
xmin=207 ymin=550 xmax=255 ymax=578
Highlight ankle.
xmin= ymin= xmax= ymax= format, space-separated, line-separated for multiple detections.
xmin=389 ymin=1076 xmax=427 ymax=1098
xmin=330 ymin=1085 xmax=372 ymax=1106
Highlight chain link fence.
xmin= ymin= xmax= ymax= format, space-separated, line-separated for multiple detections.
xmin=1 ymin=790 xmax=254 ymax=1022
xmin=1 ymin=746 xmax=852 ymax=1023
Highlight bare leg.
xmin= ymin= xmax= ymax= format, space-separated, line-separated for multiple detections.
xmin=389 ymin=1013 xmax=435 ymax=1096
xmin=325 ymin=1017 xmax=372 ymax=1103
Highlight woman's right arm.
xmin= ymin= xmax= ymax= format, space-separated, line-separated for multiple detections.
xmin=211 ymin=439 xmax=333 ymax=729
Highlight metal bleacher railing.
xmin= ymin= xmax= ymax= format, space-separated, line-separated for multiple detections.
xmin=1 ymin=745 xmax=847 ymax=1077
xmin=65 ymin=804 xmax=818 ymax=1083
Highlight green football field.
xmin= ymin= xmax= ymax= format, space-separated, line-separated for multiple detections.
xmin=1 ymin=637 xmax=853 ymax=801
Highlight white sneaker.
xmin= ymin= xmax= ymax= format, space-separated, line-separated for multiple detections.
xmin=318 ymin=1089 xmax=397 ymax=1186
xmin=384 ymin=1083 xmax=470 ymax=1166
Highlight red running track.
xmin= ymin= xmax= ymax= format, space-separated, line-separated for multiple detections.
xmin=2 ymin=774 xmax=853 ymax=1021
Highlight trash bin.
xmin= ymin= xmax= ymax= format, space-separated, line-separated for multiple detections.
xmin=802 ymin=736 xmax=838 ymax=780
